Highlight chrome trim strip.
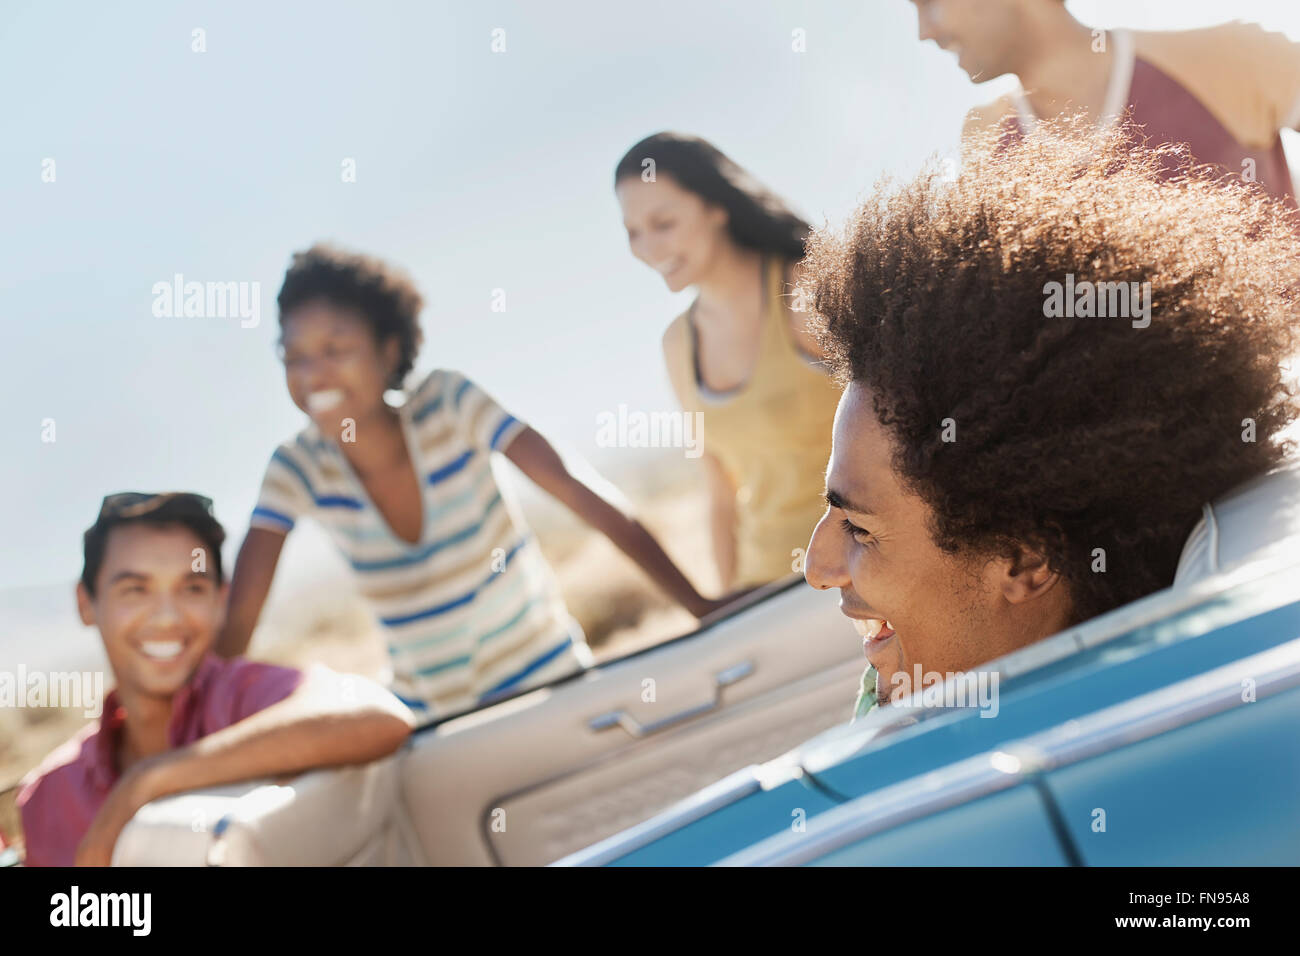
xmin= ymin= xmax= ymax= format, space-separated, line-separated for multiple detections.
xmin=1012 ymin=634 xmax=1300 ymax=771
xmin=1067 ymin=548 xmax=1300 ymax=650
xmin=732 ymin=751 xmax=1023 ymax=868
xmin=716 ymin=636 xmax=1300 ymax=866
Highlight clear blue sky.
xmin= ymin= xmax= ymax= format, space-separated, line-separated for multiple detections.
xmin=3 ymin=0 xmax=1299 ymax=591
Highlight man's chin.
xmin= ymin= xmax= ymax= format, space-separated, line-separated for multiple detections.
xmin=128 ymin=655 xmax=206 ymax=699
xmin=129 ymin=678 xmax=192 ymax=702
xmin=865 ymin=633 xmax=902 ymax=674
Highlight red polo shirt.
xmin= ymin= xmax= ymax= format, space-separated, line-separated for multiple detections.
xmin=16 ymin=653 xmax=301 ymax=866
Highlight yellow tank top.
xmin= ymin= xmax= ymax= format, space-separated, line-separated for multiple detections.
xmin=664 ymin=257 xmax=842 ymax=588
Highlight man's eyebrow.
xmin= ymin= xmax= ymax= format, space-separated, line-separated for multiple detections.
xmin=106 ymin=570 xmax=214 ymax=586
xmin=106 ymin=571 xmax=148 ymax=586
xmin=825 ymin=488 xmax=878 ymax=515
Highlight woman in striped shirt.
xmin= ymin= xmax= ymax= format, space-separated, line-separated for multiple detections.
xmin=216 ymin=244 xmax=730 ymax=721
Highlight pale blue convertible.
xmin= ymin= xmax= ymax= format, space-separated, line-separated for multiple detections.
xmin=96 ymin=464 xmax=1300 ymax=866
xmin=556 ymin=464 xmax=1300 ymax=866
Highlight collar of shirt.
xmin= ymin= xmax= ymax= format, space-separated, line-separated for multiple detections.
xmin=852 ymin=665 xmax=878 ymax=721
xmin=81 ymin=653 xmax=224 ymax=792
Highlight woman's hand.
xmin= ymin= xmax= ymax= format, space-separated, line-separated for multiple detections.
xmin=504 ymin=426 xmax=720 ymax=618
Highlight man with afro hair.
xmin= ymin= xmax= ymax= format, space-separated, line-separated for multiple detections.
xmin=803 ymin=119 xmax=1300 ymax=715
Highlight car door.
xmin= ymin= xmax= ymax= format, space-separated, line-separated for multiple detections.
xmin=399 ymin=576 xmax=865 ymax=865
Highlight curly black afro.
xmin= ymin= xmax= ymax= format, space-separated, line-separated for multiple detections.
xmin=807 ymin=117 xmax=1300 ymax=624
xmin=277 ymin=243 xmax=424 ymax=390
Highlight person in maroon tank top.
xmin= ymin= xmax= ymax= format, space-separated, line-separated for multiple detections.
xmin=909 ymin=0 xmax=1300 ymax=210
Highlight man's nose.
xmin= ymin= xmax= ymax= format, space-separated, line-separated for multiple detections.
xmin=146 ymin=591 xmax=183 ymax=629
xmin=804 ymin=512 xmax=850 ymax=591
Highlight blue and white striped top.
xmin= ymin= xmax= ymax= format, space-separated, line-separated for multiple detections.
xmin=250 ymin=369 xmax=587 ymax=718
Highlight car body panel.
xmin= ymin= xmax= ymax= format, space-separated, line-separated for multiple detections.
xmin=1047 ymin=684 xmax=1300 ymax=866
xmin=810 ymin=785 xmax=1070 ymax=867
xmin=812 ymin=593 xmax=1300 ymax=801
xmin=556 ymin=555 xmax=1300 ymax=866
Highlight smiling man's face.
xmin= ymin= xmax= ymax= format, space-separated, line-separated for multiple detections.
xmin=805 ymin=382 xmax=1071 ymax=705
xmin=77 ymin=523 xmax=226 ymax=700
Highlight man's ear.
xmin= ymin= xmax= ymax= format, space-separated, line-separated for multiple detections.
xmin=994 ymin=546 xmax=1062 ymax=605
xmin=75 ymin=581 xmax=96 ymax=626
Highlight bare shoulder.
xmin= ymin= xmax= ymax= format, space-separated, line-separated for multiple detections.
xmin=1132 ymin=21 xmax=1300 ymax=82
xmin=1133 ymin=20 xmax=1283 ymax=57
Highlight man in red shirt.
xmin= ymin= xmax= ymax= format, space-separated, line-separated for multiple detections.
xmin=910 ymin=0 xmax=1300 ymax=207
xmin=17 ymin=492 xmax=414 ymax=866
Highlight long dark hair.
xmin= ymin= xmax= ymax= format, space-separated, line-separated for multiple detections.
xmin=615 ymin=132 xmax=809 ymax=262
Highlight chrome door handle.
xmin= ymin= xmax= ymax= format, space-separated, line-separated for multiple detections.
xmin=588 ymin=660 xmax=755 ymax=739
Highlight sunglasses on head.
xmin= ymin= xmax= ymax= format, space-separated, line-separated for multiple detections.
xmin=98 ymin=492 xmax=215 ymax=520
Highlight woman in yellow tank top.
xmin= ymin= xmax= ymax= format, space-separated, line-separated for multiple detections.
xmin=615 ymin=133 xmax=842 ymax=589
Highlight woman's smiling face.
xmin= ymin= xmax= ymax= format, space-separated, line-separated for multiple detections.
xmin=804 ymin=382 xmax=1071 ymax=706
xmin=617 ymin=173 xmax=730 ymax=294
xmin=278 ymin=300 xmax=398 ymax=433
